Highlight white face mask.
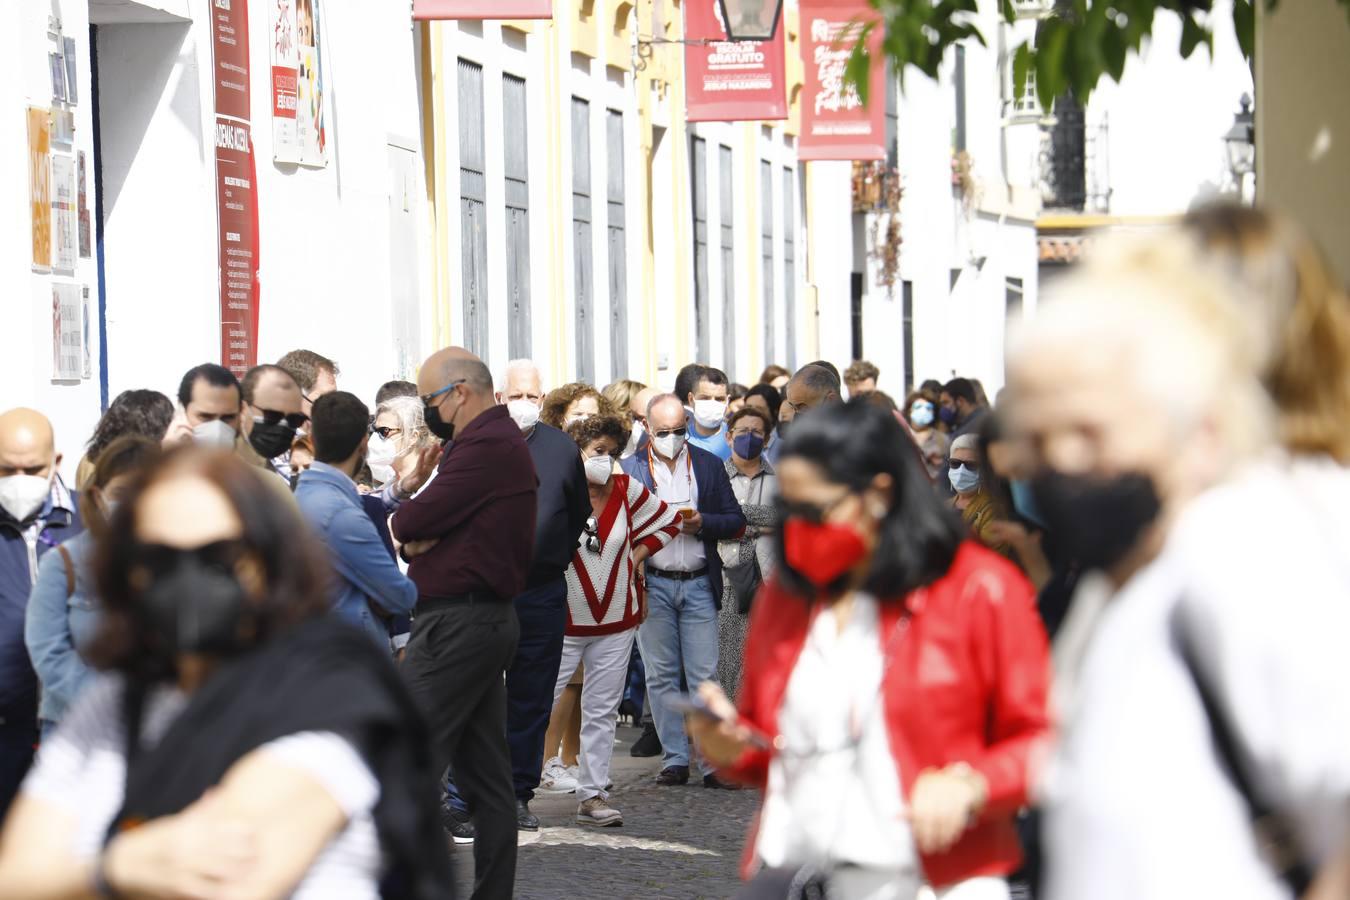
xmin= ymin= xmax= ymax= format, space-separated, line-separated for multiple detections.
xmin=0 ymin=472 xmax=53 ymax=523
xmin=192 ymin=418 xmax=237 ymax=450
xmin=692 ymin=399 xmax=727 ymax=430
xmin=583 ymin=454 xmax=615 ymax=485
xmin=564 ymin=413 xmax=590 ymax=429
xmin=621 ymin=420 xmax=644 ymax=459
xmin=508 ymin=399 xmax=542 ymax=432
xmin=948 ymin=464 xmax=981 ymax=494
xmin=652 ymin=431 xmax=687 ymax=460
xmin=366 ymin=434 xmax=400 ymax=486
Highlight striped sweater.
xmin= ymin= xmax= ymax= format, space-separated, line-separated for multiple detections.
xmin=564 ymin=474 xmax=682 ymax=636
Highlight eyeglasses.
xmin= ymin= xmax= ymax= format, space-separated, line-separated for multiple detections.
xmin=651 ymin=426 xmax=688 ymax=439
xmin=773 ymin=493 xmax=851 ymax=525
xmin=421 ymin=379 xmax=466 ymax=406
xmin=370 ymin=426 xmax=404 ymax=440
xmin=948 ymin=459 xmax=978 ymax=472
xmin=582 ymin=516 xmax=601 ymax=553
xmin=251 ymin=408 xmax=309 ymax=431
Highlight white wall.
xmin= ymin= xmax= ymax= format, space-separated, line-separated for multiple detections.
xmin=1 ymin=0 xmax=426 ymax=482
xmin=1 ymin=1 xmax=105 ymax=480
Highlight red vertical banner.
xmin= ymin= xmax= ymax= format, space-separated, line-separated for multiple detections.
xmin=798 ymin=0 xmax=886 ymax=161
xmin=684 ymin=2 xmax=788 ymax=122
xmin=212 ymin=0 xmax=260 ymax=377
xmin=412 ymin=0 xmax=552 ymax=20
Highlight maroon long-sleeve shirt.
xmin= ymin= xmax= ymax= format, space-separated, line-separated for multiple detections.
xmin=391 ymin=405 xmax=538 ymax=603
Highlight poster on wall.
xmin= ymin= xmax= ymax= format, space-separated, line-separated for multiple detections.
xmin=28 ymin=108 xmax=52 ymax=271
xmin=272 ymin=0 xmax=327 ymax=166
xmin=52 ymin=154 xmax=78 ymax=273
xmin=213 ymin=0 xmax=261 ymax=376
xmin=77 ymin=152 xmax=91 ymax=258
xmin=52 ymin=283 xmax=83 ymax=382
xmin=49 ymin=52 xmax=67 ymax=103
xmin=797 ymin=0 xmax=886 ymax=161
xmin=412 ymin=0 xmax=552 ymax=20
xmin=684 ymin=0 xmax=788 ymax=122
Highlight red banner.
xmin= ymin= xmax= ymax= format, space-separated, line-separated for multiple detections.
xmin=413 ymin=0 xmax=552 ymax=20
xmin=798 ymin=0 xmax=886 ymax=161
xmin=212 ymin=0 xmax=260 ymax=376
xmin=684 ymin=2 xmax=787 ymax=122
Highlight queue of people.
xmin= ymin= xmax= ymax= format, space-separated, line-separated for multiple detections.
xmin=0 ymin=201 xmax=1347 ymax=900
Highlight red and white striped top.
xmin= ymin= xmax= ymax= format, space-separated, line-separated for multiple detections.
xmin=564 ymin=474 xmax=682 ymax=636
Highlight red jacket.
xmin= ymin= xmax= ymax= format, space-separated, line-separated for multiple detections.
xmin=722 ymin=541 xmax=1052 ymax=888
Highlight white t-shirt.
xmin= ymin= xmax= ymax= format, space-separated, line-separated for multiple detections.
xmin=756 ymin=594 xmax=921 ymax=894
xmin=649 ymin=447 xmax=705 ymax=572
xmin=22 ymin=674 xmax=382 ymax=900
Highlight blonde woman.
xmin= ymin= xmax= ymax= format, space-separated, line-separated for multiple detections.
xmin=367 ymin=396 xmax=433 ymax=490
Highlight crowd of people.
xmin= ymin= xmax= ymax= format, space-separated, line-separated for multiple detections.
xmin=0 ymin=202 xmax=1347 ymax=900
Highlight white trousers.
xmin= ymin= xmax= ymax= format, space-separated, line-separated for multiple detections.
xmin=551 ymin=628 xmax=636 ymax=802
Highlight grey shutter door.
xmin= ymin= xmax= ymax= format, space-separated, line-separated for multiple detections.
xmin=719 ymin=145 xmax=735 ymax=379
xmin=458 ymin=59 xmax=488 ymax=358
xmin=606 ymin=110 xmax=628 ymax=380
xmin=504 ymin=75 xmax=531 ymax=358
xmin=691 ymin=136 xmax=710 ymax=364
xmin=760 ymin=160 xmax=775 ymax=364
xmin=782 ymin=166 xmax=796 ymax=370
xmin=572 ymin=98 xmax=594 ymax=384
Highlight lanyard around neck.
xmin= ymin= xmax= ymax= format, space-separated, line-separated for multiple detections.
xmin=646 ymin=444 xmax=692 ymax=494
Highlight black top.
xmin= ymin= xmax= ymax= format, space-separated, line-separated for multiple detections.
xmin=524 ymin=423 xmax=591 ymax=588
xmin=392 ymin=405 xmax=538 ymax=602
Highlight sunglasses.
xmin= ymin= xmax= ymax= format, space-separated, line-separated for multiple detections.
xmin=421 ymin=379 xmax=466 ymax=407
xmin=370 ymin=426 xmax=403 ymax=440
xmin=129 ymin=539 xmax=248 ymax=578
xmin=651 ymin=426 xmax=688 ymax=439
xmin=582 ymin=516 xmax=601 ymax=553
xmin=252 ymin=408 xmax=309 ymax=431
xmin=948 ymin=459 xmax=978 ymax=472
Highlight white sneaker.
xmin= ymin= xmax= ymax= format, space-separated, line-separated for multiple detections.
xmin=539 ymin=756 xmax=579 ymax=794
xmin=576 ymin=796 xmax=623 ymax=827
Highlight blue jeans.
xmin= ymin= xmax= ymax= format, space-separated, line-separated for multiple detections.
xmin=637 ymin=573 xmax=720 ymax=775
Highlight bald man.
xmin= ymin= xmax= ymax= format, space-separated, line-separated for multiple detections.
xmin=392 ymin=348 xmax=538 ymax=900
xmin=781 ymin=364 xmax=842 ymax=429
xmin=623 ymin=386 xmax=658 ymax=459
xmin=0 ymin=408 xmax=83 ymax=821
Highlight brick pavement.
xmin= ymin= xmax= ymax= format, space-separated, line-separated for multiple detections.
xmin=452 ymin=724 xmax=758 ymax=899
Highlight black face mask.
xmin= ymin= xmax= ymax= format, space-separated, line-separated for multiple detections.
xmin=135 ymin=540 xmax=257 ymax=667
xmin=424 ymin=396 xmax=458 ymax=442
xmin=1030 ymin=469 xmax=1162 ymax=572
xmin=248 ymin=421 xmax=296 ymax=461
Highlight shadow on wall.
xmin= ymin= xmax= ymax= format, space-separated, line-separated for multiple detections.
xmin=95 ymin=22 xmax=197 ymax=221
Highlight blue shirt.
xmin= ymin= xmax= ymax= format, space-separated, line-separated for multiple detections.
xmin=687 ymin=420 xmax=732 ymax=461
xmin=25 ymin=530 xmax=99 ymax=724
xmin=295 ymin=462 xmax=417 ymax=648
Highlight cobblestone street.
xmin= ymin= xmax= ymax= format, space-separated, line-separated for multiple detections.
xmin=453 ymin=724 xmax=758 ymax=899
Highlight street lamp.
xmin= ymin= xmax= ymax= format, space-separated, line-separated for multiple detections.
xmin=1224 ymin=93 xmax=1256 ymax=179
xmin=717 ymin=0 xmax=784 ymax=41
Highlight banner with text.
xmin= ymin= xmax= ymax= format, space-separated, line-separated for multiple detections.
xmin=684 ymin=1 xmax=787 ymax=122
xmin=798 ymin=0 xmax=886 ymax=161
xmin=412 ymin=0 xmax=552 ymax=20
xmin=212 ymin=0 xmax=261 ymax=376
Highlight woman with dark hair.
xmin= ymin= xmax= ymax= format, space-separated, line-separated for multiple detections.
xmin=689 ymin=400 xmax=1050 ymax=900
xmin=75 ymin=389 xmax=174 ymax=489
xmin=727 ymin=383 xmax=751 ymax=418
xmin=555 ymin=415 xmax=681 ymax=827
xmin=744 ymin=384 xmax=785 ymax=465
xmin=0 ymin=449 xmax=452 ymax=899
xmin=904 ymin=388 xmax=949 ymax=479
xmin=26 ymin=436 xmax=161 ymax=736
